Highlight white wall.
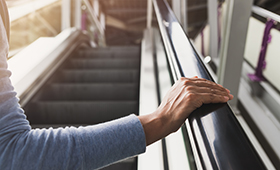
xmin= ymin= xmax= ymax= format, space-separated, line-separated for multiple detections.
xmin=244 ymin=17 xmax=280 ymax=92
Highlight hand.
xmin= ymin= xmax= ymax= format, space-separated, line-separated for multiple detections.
xmin=139 ymin=76 xmax=233 ymax=146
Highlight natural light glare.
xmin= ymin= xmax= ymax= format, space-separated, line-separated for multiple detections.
xmin=9 ymin=0 xmax=58 ymax=22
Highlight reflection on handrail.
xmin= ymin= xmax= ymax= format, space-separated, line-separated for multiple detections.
xmin=252 ymin=6 xmax=280 ymax=23
xmin=153 ymin=0 xmax=266 ymax=169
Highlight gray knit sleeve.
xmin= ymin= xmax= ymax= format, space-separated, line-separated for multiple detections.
xmin=0 ymin=12 xmax=146 ymax=169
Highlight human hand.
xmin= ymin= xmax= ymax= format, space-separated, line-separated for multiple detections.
xmin=139 ymin=76 xmax=233 ymax=145
xmin=156 ymin=76 xmax=233 ymax=134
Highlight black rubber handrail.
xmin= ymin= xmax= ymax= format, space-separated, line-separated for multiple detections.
xmin=153 ymin=0 xmax=266 ymax=169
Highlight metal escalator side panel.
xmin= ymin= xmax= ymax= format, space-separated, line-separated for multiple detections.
xmin=138 ymin=29 xmax=164 ymax=170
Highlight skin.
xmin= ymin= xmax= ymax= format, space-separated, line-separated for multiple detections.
xmin=138 ymin=76 xmax=234 ymax=146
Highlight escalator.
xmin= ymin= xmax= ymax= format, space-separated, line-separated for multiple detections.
xmin=22 ymin=46 xmax=141 ymax=170
xmin=24 ymin=46 xmax=140 ymax=127
xmin=15 ymin=0 xmax=272 ymax=169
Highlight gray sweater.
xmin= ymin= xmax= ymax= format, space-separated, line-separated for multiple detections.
xmin=0 ymin=4 xmax=146 ymax=169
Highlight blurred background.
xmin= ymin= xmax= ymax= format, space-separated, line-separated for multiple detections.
xmin=4 ymin=0 xmax=280 ymax=169
xmin=6 ymin=0 xmax=280 ymax=56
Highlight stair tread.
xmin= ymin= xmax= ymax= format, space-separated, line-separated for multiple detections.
xmin=34 ymin=100 xmax=137 ymax=103
xmin=49 ymin=82 xmax=137 ymax=85
xmin=24 ymin=46 xmax=140 ymax=128
xmin=68 ymin=58 xmax=139 ymax=69
xmin=27 ymin=101 xmax=138 ymax=124
xmin=82 ymin=46 xmax=139 ymax=51
xmin=57 ymin=69 xmax=139 ymax=83
xmin=78 ymin=51 xmax=140 ymax=58
xmin=100 ymin=158 xmax=136 ymax=170
xmin=61 ymin=68 xmax=138 ymax=72
xmin=70 ymin=58 xmax=139 ymax=62
xmin=40 ymin=83 xmax=138 ymax=100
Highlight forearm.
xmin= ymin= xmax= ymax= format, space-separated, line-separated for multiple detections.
xmin=138 ymin=112 xmax=166 ymax=146
xmin=0 ymin=87 xmax=146 ymax=170
xmin=0 ymin=42 xmax=146 ymax=169
xmin=138 ymin=108 xmax=180 ymax=146
xmin=1 ymin=115 xmax=146 ymax=170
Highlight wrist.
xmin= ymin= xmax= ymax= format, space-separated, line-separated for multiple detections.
xmin=138 ymin=111 xmax=167 ymax=146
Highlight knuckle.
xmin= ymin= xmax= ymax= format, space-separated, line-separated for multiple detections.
xmin=182 ymin=80 xmax=190 ymax=86
xmin=179 ymin=77 xmax=186 ymax=81
xmin=210 ymin=93 xmax=215 ymax=100
xmin=211 ymin=88 xmax=217 ymax=94
xmin=208 ymin=81 xmax=214 ymax=86
xmin=187 ymin=92 xmax=196 ymax=100
xmin=193 ymin=101 xmax=201 ymax=108
xmin=204 ymin=81 xmax=211 ymax=87
xmin=185 ymin=86 xmax=193 ymax=91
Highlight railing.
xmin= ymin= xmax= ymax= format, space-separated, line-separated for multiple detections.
xmin=153 ymin=0 xmax=266 ymax=169
xmin=243 ymin=5 xmax=280 ymax=168
xmin=252 ymin=6 xmax=280 ymax=23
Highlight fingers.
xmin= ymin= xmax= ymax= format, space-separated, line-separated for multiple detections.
xmin=189 ymin=86 xmax=230 ymax=98
xmin=198 ymin=93 xmax=230 ymax=104
xmin=192 ymin=80 xmax=226 ymax=91
xmin=179 ymin=76 xmax=234 ymax=102
xmin=154 ymin=76 xmax=234 ymax=136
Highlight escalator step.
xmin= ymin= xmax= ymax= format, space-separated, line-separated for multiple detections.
xmin=84 ymin=46 xmax=139 ymax=52
xmin=78 ymin=50 xmax=139 ymax=59
xmin=23 ymin=46 xmax=140 ymax=170
xmin=68 ymin=59 xmax=139 ymax=69
xmin=27 ymin=101 xmax=138 ymax=124
xmin=57 ymin=69 xmax=139 ymax=83
xmin=40 ymin=83 xmax=138 ymax=100
xmin=100 ymin=158 xmax=136 ymax=170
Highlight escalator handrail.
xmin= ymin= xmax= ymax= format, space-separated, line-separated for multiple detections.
xmin=152 ymin=0 xmax=266 ymax=169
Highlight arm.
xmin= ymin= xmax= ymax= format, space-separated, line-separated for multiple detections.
xmin=0 ymin=17 xmax=145 ymax=170
xmin=139 ymin=77 xmax=233 ymax=145
xmin=0 ymin=64 xmax=146 ymax=170
xmin=0 ymin=63 xmax=146 ymax=170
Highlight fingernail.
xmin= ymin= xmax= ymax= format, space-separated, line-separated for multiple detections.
xmin=224 ymin=96 xmax=229 ymax=101
xmin=226 ymin=89 xmax=230 ymax=93
xmin=229 ymin=94 xmax=234 ymax=99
